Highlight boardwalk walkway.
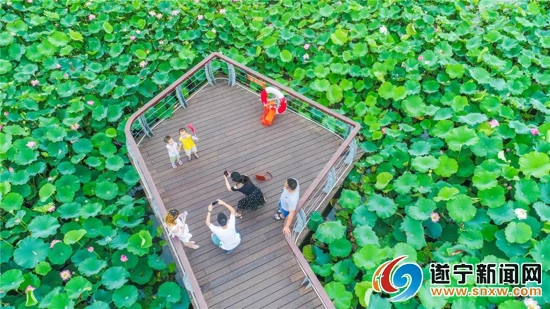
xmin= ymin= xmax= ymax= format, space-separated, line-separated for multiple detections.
xmin=138 ymin=83 xmax=341 ymax=308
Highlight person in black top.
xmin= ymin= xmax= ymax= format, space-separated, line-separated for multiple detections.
xmin=223 ymin=172 xmax=266 ymax=218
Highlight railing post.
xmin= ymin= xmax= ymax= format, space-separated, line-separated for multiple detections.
xmin=292 ymin=208 xmax=307 ymax=241
xmin=344 ymin=139 xmax=357 ymax=165
xmin=322 ymin=167 xmax=336 ymax=194
xmin=205 ymin=62 xmax=216 ymax=86
xmin=227 ymin=63 xmax=236 ymax=86
xmin=176 ymin=85 xmax=188 ymax=108
xmin=138 ymin=115 xmax=154 ymax=138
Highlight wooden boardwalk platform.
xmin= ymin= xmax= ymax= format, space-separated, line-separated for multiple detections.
xmin=138 ymin=83 xmax=342 ymax=308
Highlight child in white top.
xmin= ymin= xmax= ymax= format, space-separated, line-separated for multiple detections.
xmin=164 ymin=136 xmax=183 ymax=169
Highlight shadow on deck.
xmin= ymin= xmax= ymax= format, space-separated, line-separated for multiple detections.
xmin=138 ymin=83 xmax=341 ymax=308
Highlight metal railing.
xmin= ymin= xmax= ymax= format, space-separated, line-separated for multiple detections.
xmin=124 ymin=53 xmax=361 ymax=309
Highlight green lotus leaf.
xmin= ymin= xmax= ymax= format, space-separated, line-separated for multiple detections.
xmin=478 ymin=186 xmax=506 ymax=208
xmin=0 ymin=269 xmax=24 ymax=292
xmin=418 ymin=284 xmax=448 ymax=309
xmin=0 ymin=192 xmax=23 ymax=211
xmin=406 ymin=198 xmax=436 ymax=221
xmin=337 ymin=189 xmax=361 ymax=210
xmin=457 ymin=113 xmax=488 ymax=125
xmin=458 ymin=229 xmax=484 ymax=249
xmin=48 ymin=31 xmax=70 ymax=47
xmin=533 ymin=202 xmax=550 ymax=221
xmin=307 ymin=211 xmax=324 ymax=232
xmin=105 ymin=156 xmax=124 ymax=171
xmin=127 ymin=230 xmax=153 ymax=256
xmin=14 ymin=148 xmax=38 ymax=165
xmin=65 ymin=276 xmax=93 ymax=299
xmin=78 ymin=257 xmax=107 ymax=277
xmin=95 ymin=180 xmax=119 ymax=200
xmin=14 ymin=237 xmax=49 ymax=268
xmin=311 ymin=79 xmax=330 ymax=92
xmin=447 ymin=194 xmax=476 ymax=222
xmin=471 ymin=135 xmax=503 ymax=157
xmin=72 ymin=138 xmax=93 ymax=154
xmin=57 ymin=202 xmax=81 ymax=219
xmin=353 ymin=244 xmax=392 ymax=270
xmin=445 ymin=126 xmax=479 ymax=151
xmin=315 ymin=221 xmax=346 ymax=244
xmin=64 ymin=229 xmax=87 ymax=245
xmin=38 ymin=183 xmax=55 ymax=202
xmin=112 ymin=285 xmax=138 ymax=308
xmin=328 ymin=238 xmax=352 ymax=258
xmin=519 ymin=151 xmax=550 ymax=179
xmin=326 ymin=84 xmax=343 ymax=103
xmin=392 ymin=173 xmax=419 ymax=195
xmin=377 ymin=81 xmax=394 ymax=99
xmin=393 ymin=243 xmax=417 ymax=263
xmin=319 ymin=5 xmax=334 ymax=17
xmin=9 ymin=170 xmax=30 ymax=186
xmin=28 ymin=215 xmax=60 ymax=238
xmin=158 ymin=282 xmax=181 ymax=303
xmin=49 ymin=293 xmax=74 ymax=309
xmin=332 ymin=259 xmax=359 ymax=285
xmin=351 ymin=205 xmax=378 ymax=227
xmin=330 ymin=29 xmax=348 ymax=45
xmin=445 ymin=64 xmax=465 ymax=79
xmin=366 ymin=193 xmax=397 ymax=219
xmin=101 ymin=266 xmax=130 ymax=290
xmin=353 ymin=225 xmax=379 ymax=247
xmin=80 ymin=202 xmax=102 ymax=219
xmin=35 ymin=261 xmax=52 ymax=276
xmin=147 ymin=254 xmax=167 ymax=270
xmin=514 ymin=178 xmax=540 ymax=205
xmin=504 ymin=222 xmax=532 ymax=244
xmin=434 ymin=156 xmax=458 ymax=177
xmin=401 ymin=217 xmax=427 ymax=250
xmin=472 ymin=170 xmax=498 ymax=190
xmin=487 ymin=202 xmax=516 ymax=225
xmin=530 ymin=236 xmax=550 ymax=271
xmin=470 ymin=67 xmax=491 ymax=84
xmin=325 ymin=281 xmax=353 ymax=309
xmin=312 ymin=264 xmax=333 ymax=277
xmin=279 ymin=50 xmax=293 ymax=63
xmin=375 ymin=172 xmax=393 ymax=189
xmin=408 ymin=141 xmax=431 ymax=156
xmin=411 ymin=155 xmax=438 ymax=173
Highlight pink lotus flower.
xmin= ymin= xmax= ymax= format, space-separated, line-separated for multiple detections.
xmin=70 ymin=123 xmax=80 ymax=130
xmin=379 ymin=25 xmax=388 ymax=34
xmin=136 ymin=30 xmax=141 ymax=34
xmin=26 ymin=141 xmax=36 ymax=148
xmin=434 ymin=27 xmax=438 ymax=32
xmin=198 ymin=15 xmax=204 ymax=20
xmin=7 ymin=1 xmax=12 ymax=5
xmin=524 ymin=298 xmax=541 ymax=309
xmin=303 ymin=44 xmax=310 ymax=50
xmin=50 ymin=240 xmax=62 ymax=248
xmin=212 ymin=29 xmax=216 ymax=33
xmin=507 ymin=185 xmax=512 ymax=190
xmin=139 ymin=61 xmax=147 ymax=68
xmin=56 ymin=64 xmax=61 ymax=69
xmin=86 ymin=100 xmax=94 ymax=106
xmin=3 ymin=111 xmax=8 ymax=116
xmin=60 ymin=270 xmax=72 ymax=281
xmin=194 ymin=0 xmax=199 ymax=2
xmin=303 ymin=54 xmax=309 ymax=60
xmin=156 ymin=13 xmax=162 ymax=19
xmin=439 ymin=150 xmax=443 ymax=154
xmin=8 ymin=167 xmax=14 ymax=173
xmin=25 ymin=285 xmax=35 ymax=293
xmin=431 ymin=212 xmax=440 ymax=223
xmin=88 ymin=14 xmax=96 ymax=21
xmin=418 ymin=55 xmax=424 ymax=61
xmin=47 ymin=206 xmax=56 ymax=212
xmin=88 ymin=246 xmax=94 ymax=252
xmin=219 ymin=9 xmax=226 ymax=14
xmin=159 ymin=40 xmax=164 ymax=45
xmin=269 ymin=23 xmax=273 ymax=27
xmin=31 ymin=80 xmax=39 ymax=86
xmin=530 ymin=128 xmax=539 ymax=136
xmin=381 ymin=127 xmax=386 ymax=134
xmin=149 ymin=11 xmax=156 ymax=16
xmin=171 ymin=10 xmax=179 ymax=16
xmin=130 ymin=36 xmax=136 ymax=41
xmin=120 ymin=255 xmax=128 ymax=262
xmin=27 ymin=0 xmax=32 ymax=3
xmin=0 ymin=125 xmax=3 ymax=131
xmin=489 ymin=119 xmax=499 ymax=128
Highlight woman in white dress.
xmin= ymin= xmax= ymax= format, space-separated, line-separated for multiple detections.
xmin=164 ymin=209 xmax=199 ymax=249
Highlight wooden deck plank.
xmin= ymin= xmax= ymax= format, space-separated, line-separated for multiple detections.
xmin=137 ymin=83 xmax=340 ymax=308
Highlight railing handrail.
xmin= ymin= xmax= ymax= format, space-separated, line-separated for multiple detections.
xmin=124 ymin=53 xmax=361 ymax=309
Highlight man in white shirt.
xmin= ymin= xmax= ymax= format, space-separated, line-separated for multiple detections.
xmin=272 ymin=178 xmax=299 ymax=235
xmin=205 ymin=199 xmax=241 ymax=254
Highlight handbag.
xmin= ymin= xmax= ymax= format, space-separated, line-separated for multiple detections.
xmin=255 ymin=172 xmax=273 ymax=181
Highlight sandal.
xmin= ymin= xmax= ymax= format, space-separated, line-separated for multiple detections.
xmin=235 ymin=212 xmax=243 ymax=218
xmin=272 ymin=213 xmax=283 ymax=220
xmin=172 ymin=164 xmax=178 ymax=169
